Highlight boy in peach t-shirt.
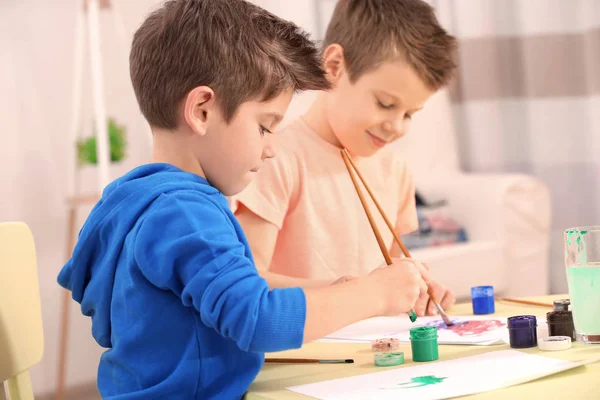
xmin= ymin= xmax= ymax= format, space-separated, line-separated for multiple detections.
xmin=234 ymin=0 xmax=457 ymax=316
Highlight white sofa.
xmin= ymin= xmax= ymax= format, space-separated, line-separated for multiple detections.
xmin=282 ymin=89 xmax=552 ymax=300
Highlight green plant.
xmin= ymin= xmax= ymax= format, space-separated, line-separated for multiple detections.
xmin=77 ymin=118 xmax=127 ymax=165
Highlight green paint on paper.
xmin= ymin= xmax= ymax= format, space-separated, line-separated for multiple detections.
xmin=392 ymin=375 xmax=447 ymax=389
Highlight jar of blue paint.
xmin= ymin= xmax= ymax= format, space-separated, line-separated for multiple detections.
xmin=471 ymin=286 xmax=495 ymax=314
xmin=508 ymin=315 xmax=538 ymax=348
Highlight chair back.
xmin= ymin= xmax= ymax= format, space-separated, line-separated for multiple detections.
xmin=0 ymin=222 xmax=44 ymax=400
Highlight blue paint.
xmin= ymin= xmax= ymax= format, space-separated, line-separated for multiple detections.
xmin=507 ymin=315 xmax=538 ymax=348
xmin=471 ymin=286 xmax=495 ymax=315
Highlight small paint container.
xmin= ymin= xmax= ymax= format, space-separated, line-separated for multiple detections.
xmin=374 ymin=352 xmax=404 ymax=367
xmin=410 ymin=326 xmax=439 ymax=362
xmin=546 ymin=299 xmax=575 ymax=341
xmin=471 ymin=286 xmax=495 ymax=315
xmin=371 ymin=338 xmax=400 ymax=352
xmin=538 ymin=336 xmax=572 ymax=351
xmin=507 ymin=315 xmax=538 ymax=348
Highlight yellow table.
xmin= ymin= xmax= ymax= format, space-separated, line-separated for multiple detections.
xmin=248 ymin=295 xmax=600 ymax=399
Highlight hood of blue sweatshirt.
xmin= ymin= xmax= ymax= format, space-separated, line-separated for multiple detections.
xmin=57 ymin=163 xmax=219 ymax=348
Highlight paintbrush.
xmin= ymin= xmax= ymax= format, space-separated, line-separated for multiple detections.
xmin=265 ymin=358 xmax=354 ymax=364
xmin=340 ymin=149 xmax=453 ymax=326
xmin=498 ymin=298 xmax=554 ymax=308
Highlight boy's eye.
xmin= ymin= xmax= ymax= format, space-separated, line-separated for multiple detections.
xmin=259 ymin=125 xmax=272 ymax=136
xmin=377 ymin=100 xmax=395 ymax=110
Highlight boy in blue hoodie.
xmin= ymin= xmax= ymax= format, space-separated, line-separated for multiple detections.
xmin=58 ymin=0 xmax=430 ymax=398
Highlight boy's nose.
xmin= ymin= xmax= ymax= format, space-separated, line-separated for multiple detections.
xmin=382 ymin=119 xmax=406 ymax=139
xmin=261 ymin=134 xmax=277 ymax=160
xmin=262 ymin=143 xmax=276 ymax=160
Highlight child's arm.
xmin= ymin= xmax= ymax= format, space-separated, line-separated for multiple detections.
xmin=302 ymin=260 xmax=426 ymax=342
xmin=135 ymin=195 xmax=425 ymax=353
xmin=262 ymin=271 xmax=333 ymax=288
xmin=235 ymin=204 xmax=277 ymax=271
xmin=236 ymin=204 xmax=335 ymax=289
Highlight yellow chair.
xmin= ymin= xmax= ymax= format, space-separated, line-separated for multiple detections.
xmin=0 ymin=222 xmax=44 ymax=400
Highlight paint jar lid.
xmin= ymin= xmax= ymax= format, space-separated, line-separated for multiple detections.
xmin=410 ymin=326 xmax=438 ymax=340
xmin=507 ymin=315 xmax=537 ymax=329
xmin=538 ymin=336 xmax=572 ymax=351
xmin=374 ymin=352 xmax=405 ymax=367
xmin=371 ymin=338 xmax=400 ymax=352
xmin=553 ymin=299 xmax=570 ymax=311
xmin=471 ymin=285 xmax=494 ymax=297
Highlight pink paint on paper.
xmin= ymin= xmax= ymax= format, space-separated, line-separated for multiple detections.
xmin=426 ymin=319 xmax=505 ymax=337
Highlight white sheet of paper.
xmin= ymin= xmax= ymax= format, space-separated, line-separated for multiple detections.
xmin=287 ymin=350 xmax=592 ymax=400
xmin=318 ymin=315 xmax=511 ymax=345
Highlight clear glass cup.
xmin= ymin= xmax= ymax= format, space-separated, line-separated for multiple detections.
xmin=564 ymin=226 xmax=600 ymax=344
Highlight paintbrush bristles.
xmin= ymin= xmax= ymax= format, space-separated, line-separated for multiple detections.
xmin=438 ymin=307 xmax=453 ymax=326
xmin=428 ymin=289 xmax=453 ymax=326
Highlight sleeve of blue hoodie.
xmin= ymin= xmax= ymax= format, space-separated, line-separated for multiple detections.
xmin=133 ymin=191 xmax=306 ymax=353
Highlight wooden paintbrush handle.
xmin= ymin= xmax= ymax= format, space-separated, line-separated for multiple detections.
xmin=265 ymin=358 xmax=353 ymax=364
xmin=341 ymin=149 xmax=454 ymax=323
xmin=342 ymin=149 xmax=442 ymax=304
xmin=340 ymin=149 xmax=417 ymax=321
xmin=340 ymin=150 xmax=393 ymax=265
xmin=499 ymin=298 xmax=553 ymax=307
xmin=342 ymin=150 xmax=411 ymax=258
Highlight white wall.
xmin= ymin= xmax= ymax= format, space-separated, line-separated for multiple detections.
xmin=0 ymin=0 xmax=160 ymax=394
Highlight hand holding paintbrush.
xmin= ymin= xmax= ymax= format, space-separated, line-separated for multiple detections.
xmin=340 ymin=149 xmax=454 ymax=326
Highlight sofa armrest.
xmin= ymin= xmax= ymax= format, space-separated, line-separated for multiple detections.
xmin=417 ymin=173 xmax=552 ymax=296
xmin=418 ymin=173 xmax=551 ymax=242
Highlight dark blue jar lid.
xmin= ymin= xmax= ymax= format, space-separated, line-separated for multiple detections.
xmin=507 ymin=315 xmax=537 ymax=329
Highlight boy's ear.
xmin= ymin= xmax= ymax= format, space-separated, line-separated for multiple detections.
xmin=183 ymin=86 xmax=216 ymax=136
xmin=322 ymin=44 xmax=346 ymax=86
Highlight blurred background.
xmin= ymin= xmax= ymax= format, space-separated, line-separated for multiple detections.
xmin=1 ymin=0 xmax=599 ymax=398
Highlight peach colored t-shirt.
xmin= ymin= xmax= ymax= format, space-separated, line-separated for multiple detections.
xmin=232 ymin=118 xmax=418 ymax=280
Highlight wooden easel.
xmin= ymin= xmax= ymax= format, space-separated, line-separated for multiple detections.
xmin=56 ymin=1 xmax=128 ymax=398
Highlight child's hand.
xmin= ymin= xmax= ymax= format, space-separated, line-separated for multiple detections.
xmin=367 ymin=258 xmax=427 ymax=316
xmin=412 ymin=262 xmax=456 ymax=317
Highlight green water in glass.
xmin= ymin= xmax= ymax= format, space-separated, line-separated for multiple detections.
xmin=567 ymin=265 xmax=600 ymax=337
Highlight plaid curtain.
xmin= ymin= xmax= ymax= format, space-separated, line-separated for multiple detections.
xmin=432 ymin=0 xmax=600 ymax=292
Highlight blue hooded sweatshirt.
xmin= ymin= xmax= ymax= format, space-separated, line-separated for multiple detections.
xmin=57 ymin=163 xmax=306 ymax=399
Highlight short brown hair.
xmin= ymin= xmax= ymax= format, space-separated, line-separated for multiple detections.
xmin=323 ymin=0 xmax=457 ymax=90
xmin=130 ymin=0 xmax=330 ymax=129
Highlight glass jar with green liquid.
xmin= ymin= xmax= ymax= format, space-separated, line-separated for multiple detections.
xmin=565 ymin=227 xmax=600 ymax=344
